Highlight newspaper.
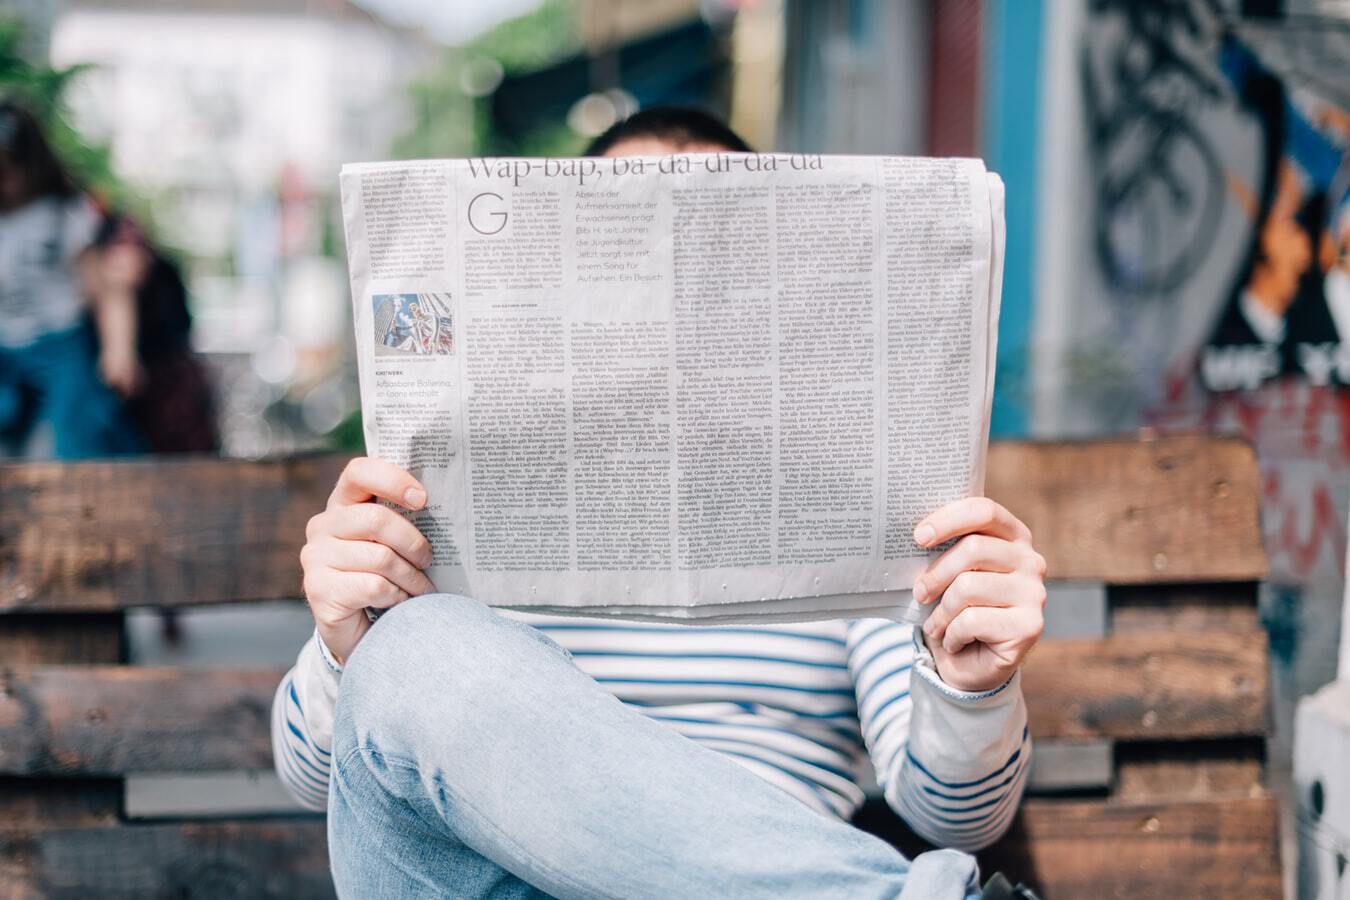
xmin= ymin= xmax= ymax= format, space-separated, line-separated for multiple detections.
xmin=339 ymin=153 xmax=1004 ymax=624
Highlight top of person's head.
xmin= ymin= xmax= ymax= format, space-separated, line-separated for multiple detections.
xmin=0 ymin=98 xmax=77 ymax=204
xmin=585 ymin=106 xmax=752 ymax=157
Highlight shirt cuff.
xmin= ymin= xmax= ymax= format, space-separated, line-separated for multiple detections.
xmin=314 ymin=629 xmax=345 ymax=676
xmin=911 ymin=626 xmax=1017 ymax=705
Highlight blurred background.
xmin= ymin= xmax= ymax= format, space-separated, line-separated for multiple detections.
xmin=0 ymin=0 xmax=1347 ymax=882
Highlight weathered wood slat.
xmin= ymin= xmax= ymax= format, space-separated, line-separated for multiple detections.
xmin=1 ymin=437 xmax=1264 ymax=611
xmin=0 ymin=667 xmax=280 ymax=775
xmin=1 ymin=798 xmax=1283 ymax=899
xmin=0 ymin=613 xmax=126 ymax=826
xmin=1021 ymin=629 xmax=1268 ymax=740
xmin=0 ymin=614 xmax=124 ymax=664
xmin=980 ymin=796 xmax=1282 ymax=899
xmin=0 ymin=455 xmax=348 ymax=612
xmin=0 ymin=778 xmax=121 ymax=827
xmin=1114 ymin=740 xmax=1266 ymax=802
xmin=1110 ymin=582 xmax=1261 ymax=633
xmin=986 ymin=436 xmax=1267 ymax=584
xmin=0 ymin=819 xmax=332 ymax=899
xmin=0 ymin=627 xmax=1267 ymax=775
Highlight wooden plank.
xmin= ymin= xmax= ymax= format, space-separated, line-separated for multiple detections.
xmin=35 ymin=801 xmax=1275 ymax=900
xmin=0 ymin=614 xmax=126 ymax=826
xmin=986 ymin=436 xmax=1267 ymax=584
xmin=1 ymin=628 xmax=1266 ymax=776
xmin=1021 ymin=629 xmax=1268 ymax=741
xmin=0 ymin=667 xmax=282 ymax=775
xmin=0 ymin=614 xmax=124 ymax=664
xmin=0 ymin=819 xmax=332 ymax=899
xmin=0 ymin=454 xmax=349 ymax=612
xmin=2 ymin=436 xmax=1266 ymax=610
xmin=1110 ymin=582 xmax=1261 ymax=633
xmin=0 ymin=778 xmax=120 ymax=827
xmin=1115 ymin=740 xmax=1266 ymax=802
xmin=980 ymin=796 xmax=1282 ymax=899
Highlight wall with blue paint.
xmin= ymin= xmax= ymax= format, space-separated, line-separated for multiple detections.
xmin=982 ymin=0 xmax=1043 ymax=438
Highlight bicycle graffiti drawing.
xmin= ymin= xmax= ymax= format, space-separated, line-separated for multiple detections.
xmin=1082 ymin=0 xmax=1230 ymax=298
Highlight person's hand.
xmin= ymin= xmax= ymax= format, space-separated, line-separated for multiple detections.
xmin=83 ymin=241 xmax=150 ymax=398
xmin=911 ymin=497 xmax=1046 ymax=693
xmin=98 ymin=348 xmax=144 ymax=397
xmin=101 ymin=241 xmax=151 ymax=289
xmin=300 ymin=458 xmax=437 ymax=663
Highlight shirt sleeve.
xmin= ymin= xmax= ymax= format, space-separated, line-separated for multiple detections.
xmin=271 ymin=629 xmax=345 ymax=811
xmin=845 ymin=618 xmax=1030 ymax=852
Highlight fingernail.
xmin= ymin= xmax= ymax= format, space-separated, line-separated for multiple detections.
xmin=404 ymin=487 xmax=426 ymax=508
xmin=914 ymin=524 xmax=935 ymax=546
xmin=912 ymin=580 xmax=927 ymax=604
xmin=923 ymin=619 xmax=936 ymax=638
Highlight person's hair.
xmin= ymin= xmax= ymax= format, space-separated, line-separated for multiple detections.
xmin=0 ymin=99 xmax=77 ymax=201
xmin=585 ymin=106 xmax=752 ymax=156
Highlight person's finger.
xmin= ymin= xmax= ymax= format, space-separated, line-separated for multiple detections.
xmin=922 ymin=571 xmax=1024 ymax=643
xmin=310 ymin=504 xmax=435 ymax=569
xmin=328 ymin=457 xmax=426 ymax=511
xmin=344 ymin=571 xmax=412 ymax=610
xmin=307 ymin=537 xmax=436 ymax=598
xmin=310 ymin=570 xmax=411 ymax=615
xmin=945 ymin=604 xmax=1015 ymax=655
xmin=939 ymin=604 xmax=1042 ymax=655
xmin=302 ymin=569 xmax=407 ymax=628
xmin=913 ymin=534 xmax=1042 ymax=605
xmin=913 ymin=497 xmax=1031 ymax=548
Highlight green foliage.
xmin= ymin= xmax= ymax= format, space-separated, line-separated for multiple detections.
xmin=394 ymin=61 xmax=483 ymax=160
xmin=393 ymin=0 xmax=583 ymax=162
xmin=471 ymin=0 xmax=580 ymax=73
xmin=0 ymin=18 xmax=132 ymax=210
xmin=508 ymin=120 xmax=586 ymax=158
xmin=328 ymin=408 xmax=367 ymax=453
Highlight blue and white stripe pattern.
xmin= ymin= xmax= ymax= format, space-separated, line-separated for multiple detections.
xmin=892 ymin=724 xmax=1031 ymax=851
xmin=273 ymin=611 xmax=1030 ymax=851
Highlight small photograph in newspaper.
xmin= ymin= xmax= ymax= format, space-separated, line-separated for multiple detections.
xmin=372 ymin=292 xmax=456 ymax=357
xmin=340 ymin=153 xmax=1005 ymax=625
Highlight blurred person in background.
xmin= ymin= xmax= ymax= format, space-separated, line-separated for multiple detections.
xmin=0 ymin=99 xmax=217 ymax=459
xmin=90 ymin=211 xmax=218 ymax=454
xmin=276 ymin=108 xmax=1044 ymax=900
xmin=0 ymin=99 xmax=143 ymax=458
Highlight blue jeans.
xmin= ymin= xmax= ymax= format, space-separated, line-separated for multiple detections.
xmin=329 ymin=595 xmax=981 ymax=899
xmin=0 ymin=325 xmax=143 ymax=459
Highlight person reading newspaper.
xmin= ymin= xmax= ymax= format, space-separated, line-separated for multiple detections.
xmin=274 ymin=108 xmax=1046 ymax=900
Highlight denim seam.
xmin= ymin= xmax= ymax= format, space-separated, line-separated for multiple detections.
xmin=329 ymin=755 xmax=461 ymax=894
xmin=338 ymin=744 xmax=623 ymax=900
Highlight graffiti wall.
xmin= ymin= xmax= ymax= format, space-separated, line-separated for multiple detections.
xmin=1068 ymin=0 xmax=1350 ymax=760
xmin=1196 ymin=39 xmax=1350 ymax=391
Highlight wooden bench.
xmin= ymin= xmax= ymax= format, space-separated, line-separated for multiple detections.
xmin=859 ymin=436 xmax=1280 ymax=897
xmin=0 ymin=436 xmax=1279 ymax=897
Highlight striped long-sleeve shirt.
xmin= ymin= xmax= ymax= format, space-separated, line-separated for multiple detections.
xmin=273 ymin=611 xmax=1030 ymax=852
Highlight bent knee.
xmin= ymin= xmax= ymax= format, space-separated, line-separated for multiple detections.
xmin=366 ymin=593 xmax=495 ymax=650
xmin=343 ymin=594 xmax=492 ymax=689
xmin=334 ymin=594 xmax=562 ymax=748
